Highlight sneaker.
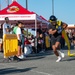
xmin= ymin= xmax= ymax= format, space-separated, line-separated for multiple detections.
xmin=13 ymin=56 xmax=22 ymax=61
xmin=56 ymin=56 xmax=62 ymax=62
xmin=58 ymin=50 xmax=65 ymax=58
xmin=60 ymin=52 xmax=65 ymax=58
xmin=18 ymin=55 xmax=25 ymax=59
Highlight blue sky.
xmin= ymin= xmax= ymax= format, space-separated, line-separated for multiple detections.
xmin=0 ymin=0 xmax=75 ymax=24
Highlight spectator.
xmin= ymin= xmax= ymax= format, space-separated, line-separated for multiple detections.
xmin=37 ymin=33 xmax=43 ymax=53
xmin=0 ymin=24 xmax=3 ymax=53
xmin=3 ymin=17 xmax=11 ymax=36
xmin=21 ymin=28 xmax=25 ymax=53
xmin=2 ymin=17 xmax=13 ymax=61
xmin=31 ymin=35 xmax=36 ymax=53
xmin=72 ymin=32 xmax=75 ymax=49
xmin=15 ymin=21 xmax=25 ymax=59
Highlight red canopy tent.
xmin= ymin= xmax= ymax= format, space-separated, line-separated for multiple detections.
xmin=0 ymin=1 xmax=42 ymax=36
xmin=0 ymin=1 xmax=48 ymax=36
xmin=40 ymin=15 xmax=49 ymax=29
xmin=31 ymin=12 xmax=49 ymax=29
xmin=0 ymin=1 xmax=42 ymax=27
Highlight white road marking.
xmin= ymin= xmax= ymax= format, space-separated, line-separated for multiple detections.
xmin=31 ymin=70 xmax=53 ymax=75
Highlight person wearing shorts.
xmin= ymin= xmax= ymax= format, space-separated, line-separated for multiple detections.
xmin=15 ymin=21 xmax=24 ymax=59
xmin=48 ymin=15 xmax=67 ymax=62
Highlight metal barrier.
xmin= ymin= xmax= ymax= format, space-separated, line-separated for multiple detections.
xmin=3 ymin=34 xmax=18 ymax=58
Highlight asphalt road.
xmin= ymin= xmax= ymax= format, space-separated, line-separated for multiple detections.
xmin=0 ymin=49 xmax=75 ymax=75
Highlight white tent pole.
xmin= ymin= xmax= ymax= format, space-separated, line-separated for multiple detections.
xmin=26 ymin=0 xmax=28 ymax=37
xmin=35 ymin=14 xmax=37 ymax=52
xmin=35 ymin=15 xmax=37 ymax=36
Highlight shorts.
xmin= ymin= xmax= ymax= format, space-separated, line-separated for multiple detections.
xmin=18 ymin=40 xmax=22 ymax=46
xmin=0 ymin=38 xmax=3 ymax=44
xmin=50 ymin=36 xmax=62 ymax=45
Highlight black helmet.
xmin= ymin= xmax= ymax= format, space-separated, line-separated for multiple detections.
xmin=49 ymin=15 xmax=57 ymax=21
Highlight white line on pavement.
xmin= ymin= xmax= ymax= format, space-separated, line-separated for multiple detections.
xmin=31 ymin=70 xmax=53 ymax=75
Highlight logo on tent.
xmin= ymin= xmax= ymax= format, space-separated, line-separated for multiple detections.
xmin=7 ymin=6 xmax=19 ymax=13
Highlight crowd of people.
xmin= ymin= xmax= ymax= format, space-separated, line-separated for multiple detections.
xmin=0 ymin=16 xmax=75 ymax=62
xmin=0 ymin=17 xmax=25 ymax=61
xmin=66 ymin=29 xmax=75 ymax=48
xmin=0 ymin=17 xmax=48 ymax=61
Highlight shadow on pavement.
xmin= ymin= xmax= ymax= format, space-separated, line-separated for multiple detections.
xmin=0 ymin=67 xmax=37 ymax=75
xmin=19 ymin=51 xmax=54 ymax=61
xmin=23 ymin=50 xmax=54 ymax=61
xmin=0 ymin=50 xmax=54 ymax=63
xmin=27 ymin=50 xmax=54 ymax=57
xmin=66 ymin=57 xmax=75 ymax=61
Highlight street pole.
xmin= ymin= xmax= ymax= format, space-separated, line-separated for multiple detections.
xmin=26 ymin=0 xmax=28 ymax=37
xmin=0 ymin=0 xmax=1 ymax=10
xmin=7 ymin=0 xmax=9 ymax=7
xmin=52 ymin=0 xmax=54 ymax=15
xmin=26 ymin=0 xmax=28 ymax=9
